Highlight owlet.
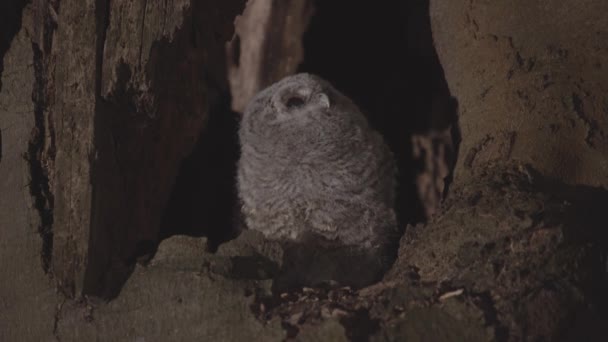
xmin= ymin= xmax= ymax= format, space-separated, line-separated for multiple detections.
xmin=237 ymin=73 xmax=397 ymax=254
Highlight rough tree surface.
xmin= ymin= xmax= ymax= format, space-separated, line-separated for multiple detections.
xmin=0 ymin=17 xmax=60 ymax=342
xmin=1 ymin=0 xmax=607 ymax=341
xmin=226 ymin=0 xmax=313 ymax=112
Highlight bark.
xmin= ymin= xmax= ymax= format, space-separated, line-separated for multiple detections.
xmin=49 ymin=0 xmax=98 ymax=296
xmin=0 ymin=8 xmax=60 ymax=341
xmin=33 ymin=0 xmax=247 ymax=297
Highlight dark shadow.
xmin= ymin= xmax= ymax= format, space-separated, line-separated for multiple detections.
xmin=157 ymin=1 xmax=247 ymax=252
xmin=272 ymin=237 xmax=392 ymax=292
xmin=1 ymin=0 xmax=30 ymax=169
xmin=530 ymin=174 xmax=608 ymax=341
xmin=159 ymin=92 xmax=241 ymax=251
xmin=0 ymin=0 xmax=28 ymax=92
xmin=298 ymin=0 xmax=457 ymax=226
xmin=85 ymin=0 xmax=247 ymax=299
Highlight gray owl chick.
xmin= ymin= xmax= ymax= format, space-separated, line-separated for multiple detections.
xmin=237 ymin=73 xmax=397 ymax=253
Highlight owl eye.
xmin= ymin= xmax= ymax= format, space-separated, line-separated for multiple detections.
xmin=285 ymin=96 xmax=306 ymax=109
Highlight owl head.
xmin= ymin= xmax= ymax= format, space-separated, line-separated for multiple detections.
xmin=241 ymin=73 xmax=368 ymax=145
xmin=268 ymin=74 xmax=331 ymax=123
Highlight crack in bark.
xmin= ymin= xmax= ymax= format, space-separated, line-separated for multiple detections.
xmin=52 ymin=298 xmax=66 ymax=341
xmin=29 ymin=41 xmax=55 ymax=275
xmin=571 ymin=92 xmax=600 ymax=148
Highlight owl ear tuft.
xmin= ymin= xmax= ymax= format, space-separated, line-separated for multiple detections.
xmin=316 ymin=93 xmax=330 ymax=109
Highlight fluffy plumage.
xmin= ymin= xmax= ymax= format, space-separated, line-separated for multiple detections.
xmin=237 ymin=73 xmax=397 ymax=251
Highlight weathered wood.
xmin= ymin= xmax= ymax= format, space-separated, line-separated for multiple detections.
xmin=85 ymin=0 xmax=247 ymax=297
xmin=227 ymin=0 xmax=313 ymax=112
xmin=0 ymin=19 xmax=59 ymax=341
xmin=430 ymin=0 xmax=608 ymax=187
xmin=50 ymin=0 xmax=98 ymax=296
xmin=36 ymin=0 xmax=247 ymax=297
xmin=85 ymin=0 xmax=202 ymax=297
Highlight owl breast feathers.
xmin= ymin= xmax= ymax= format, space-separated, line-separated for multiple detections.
xmin=237 ymin=73 xmax=397 ymax=250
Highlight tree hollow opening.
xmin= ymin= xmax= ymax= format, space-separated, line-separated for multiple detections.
xmin=160 ymin=0 xmax=457 ymax=265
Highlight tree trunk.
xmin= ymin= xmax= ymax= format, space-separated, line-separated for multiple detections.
xmin=432 ymin=0 xmax=608 ymax=186
xmin=387 ymin=0 xmax=608 ymax=340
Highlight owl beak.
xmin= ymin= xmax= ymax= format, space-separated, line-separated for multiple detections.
xmin=316 ymin=93 xmax=330 ymax=109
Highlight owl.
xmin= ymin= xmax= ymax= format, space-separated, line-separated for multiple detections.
xmin=237 ymin=73 xmax=397 ymax=255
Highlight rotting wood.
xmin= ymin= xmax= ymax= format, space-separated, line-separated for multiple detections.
xmin=50 ymin=0 xmax=97 ymax=296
